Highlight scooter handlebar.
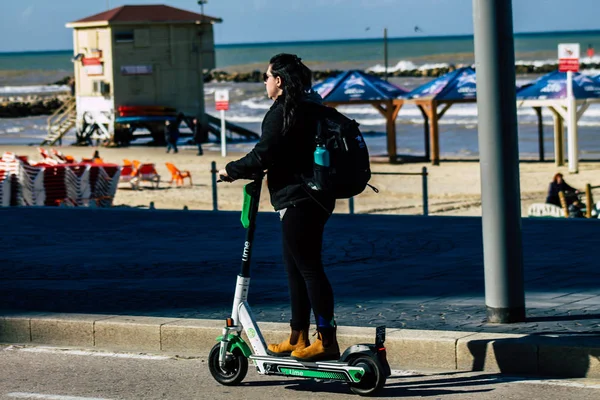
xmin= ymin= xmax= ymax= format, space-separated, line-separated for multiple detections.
xmin=217 ymin=173 xmax=263 ymax=183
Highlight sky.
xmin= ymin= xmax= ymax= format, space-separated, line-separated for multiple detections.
xmin=0 ymin=0 xmax=599 ymax=52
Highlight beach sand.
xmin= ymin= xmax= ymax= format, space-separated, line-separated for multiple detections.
xmin=2 ymin=144 xmax=599 ymax=217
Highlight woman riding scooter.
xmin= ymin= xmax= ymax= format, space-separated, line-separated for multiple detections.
xmin=218 ymin=53 xmax=339 ymax=362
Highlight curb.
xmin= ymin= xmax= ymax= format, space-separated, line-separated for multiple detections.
xmin=1 ymin=313 xmax=599 ymax=378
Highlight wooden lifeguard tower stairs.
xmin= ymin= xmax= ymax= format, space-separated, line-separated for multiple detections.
xmin=41 ymin=98 xmax=77 ymax=146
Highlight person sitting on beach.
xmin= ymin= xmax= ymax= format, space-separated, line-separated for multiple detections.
xmin=92 ymin=150 xmax=101 ymax=161
xmin=217 ymin=53 xmax=339 ymax=362
xmin=546 ymin=173 xmax=579 ymax=207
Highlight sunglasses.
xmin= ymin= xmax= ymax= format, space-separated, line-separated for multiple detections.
xmin=263 ymin=72 xmax=274 ymax=82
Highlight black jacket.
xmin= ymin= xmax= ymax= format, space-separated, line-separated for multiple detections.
xmin=226 ymin=95 xmax=334 ymax=211
xmin=546 ymin=181 xmax=577 ymax=206
xmin=164 ymin=123 xmax=179 ymax=143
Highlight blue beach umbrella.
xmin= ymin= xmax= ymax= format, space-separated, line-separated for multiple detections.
xmin=312 ymin=70 xmax=408 ymax=162
xmin=516 ymin=70 xmax=600 ymax=166
xmin=403 ymin=67 xmax=478 ymax=165
xmin=405 ymin=66 xmax=477 ymax=100
xmin=313 ymin=70 xmax=408 ymax=102
xmin=516 ymin=71 xmax=600 ymax=100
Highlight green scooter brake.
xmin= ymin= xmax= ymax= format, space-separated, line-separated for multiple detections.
xmin=240 ymin=183 xmax=253 ymax=228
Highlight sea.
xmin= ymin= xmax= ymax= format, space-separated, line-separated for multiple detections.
xmin=2 ymin=30 xmax=600 ymax=158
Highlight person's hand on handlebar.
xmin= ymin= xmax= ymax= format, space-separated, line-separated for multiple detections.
xmin=218 ymin=168 xmax=235 ymax=182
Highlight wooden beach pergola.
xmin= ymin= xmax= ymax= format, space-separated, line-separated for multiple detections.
xmin=313 ymin=70 xmax=407 ymax=163
xmin=403 ymin=67 xmax=478 ymax=165
xmin=516 ymin=71 xmax=600 ymax=166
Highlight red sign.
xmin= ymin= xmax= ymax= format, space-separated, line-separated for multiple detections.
xmin=215 ymin=101 xmax=229 ymax=111
xmin=81 ymin=57 xmax=101 ymax=66
xmin=558 ymin=43 xmax=580 ymax=72
xmin=215 ymin=89 xmax=229 ymax=111
xmin=558 ymin=59 xmax=579 ymax=72
xmin=82 ymin=57 xmax=104 ymax=76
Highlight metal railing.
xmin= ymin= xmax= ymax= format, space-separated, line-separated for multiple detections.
xmin=44 ymin=98 xmax=76 ymax=145
xmin=350 ymin=167 xmax=429 ymax=215
xmin=210 ymin=161 xmax=429 ymax=216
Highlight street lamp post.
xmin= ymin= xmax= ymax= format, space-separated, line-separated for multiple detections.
xmin=198 ymin=0 xmax=208 ymax=15
xmin=384 ymin=28 xmax=388 ymax=82
xmin=472 ymin=0 xmax=526 ymax=323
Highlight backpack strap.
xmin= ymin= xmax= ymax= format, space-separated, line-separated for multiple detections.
xmin=301 ymin=185 xmax=333 ymax=216
xmin=367 ymin=183 xmax=379 ymax=193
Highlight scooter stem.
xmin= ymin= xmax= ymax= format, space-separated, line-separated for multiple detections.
xmin=238 ymin=177 xmax=262 ymax=279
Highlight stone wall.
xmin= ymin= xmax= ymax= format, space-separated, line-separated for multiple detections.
xmin=0 ymin=95 xmax=70 ymax=118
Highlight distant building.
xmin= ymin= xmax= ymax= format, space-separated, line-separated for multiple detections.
xmin=65 ymin=4 xmax=222 ymax=145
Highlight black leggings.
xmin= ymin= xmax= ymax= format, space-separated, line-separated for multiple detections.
xmin=281 ymin=200 xmax=334 ymax=331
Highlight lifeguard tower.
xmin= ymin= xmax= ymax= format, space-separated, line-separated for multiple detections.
xmin=43 ymin=4 xmax=221 ymax=146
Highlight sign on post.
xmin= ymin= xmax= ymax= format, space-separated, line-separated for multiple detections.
xmin=215 ymin=89 xmax=229 ymax=157
xmin=215 ymin=89 xmax=230 ymax=111
xmin=558 ymin=43 xmax=580 ymax=173
xmin=558 ymin=43 xmax=580 ymax=72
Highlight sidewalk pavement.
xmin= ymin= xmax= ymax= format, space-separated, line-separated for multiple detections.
xmin=0 ymin=207 xmax=599 ymax=377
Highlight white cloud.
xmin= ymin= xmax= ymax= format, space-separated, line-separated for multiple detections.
xmin=21 ymin=5 xmax=34 ymax=19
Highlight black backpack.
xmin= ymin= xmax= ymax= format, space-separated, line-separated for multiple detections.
xmin=307 ymin=105 xmax=372 ymax=199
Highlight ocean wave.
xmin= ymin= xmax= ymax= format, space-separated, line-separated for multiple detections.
xmin=225 ymin=115 xmax=264 ymax=123
xmin=0 ymin=127 xmax=24 ymax=135
xmin=341 ymin=104 xmax=561 ymax=118
xmin=577 ymin=120 xmax=600 ymax=127
xmin=367 ymin=61 xmax=451 ymax=73
xmin=516 ymin=79 xmax=533 ymax=87
xmin=0 ymin=85 xmax=70 ymax=95
xmin=577 ymin=106 xmax=600 ymax=117
xmin=225 ymin=101 xmax=600 ymax=128
xmin=336 ymin=105 xmax=380 ymax=115
xmin=366 ymin=56 xmax=600 ymax=74
xmin=239 ymin=98 xmax=271 ymax=110
xmin=354 ymin=118 xmax=387 ymax=126
xmin=204 ymin=86 xmax=242 ymax=96
xmin=581 ymin=69 xmax=600 ymax=76
xmin=515 ymin=59 xmax=558 ymax=68
xmin=516 ymin=55 xmax=600 ymax=67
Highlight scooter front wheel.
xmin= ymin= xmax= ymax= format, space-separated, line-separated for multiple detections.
xmin=208 ymin=343 xmax=248 ymax=385
xmin=348 ymin=355 xmax=386 ymax=396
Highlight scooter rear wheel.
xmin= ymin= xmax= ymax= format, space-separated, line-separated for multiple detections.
xmin=208 ymin=343 xmax=248 ymax=385
xmin=348 ymin=355 xmax=386 ymax=396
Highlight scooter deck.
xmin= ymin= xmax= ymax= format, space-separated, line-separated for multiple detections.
xmin=250 ymin=354 xmax=346 ymax=366
xmin=249 ymin=354 xmax=365 ymax=383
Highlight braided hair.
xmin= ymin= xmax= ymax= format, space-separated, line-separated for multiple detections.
xmin=269 ymin=53 xmax=313 ymax=135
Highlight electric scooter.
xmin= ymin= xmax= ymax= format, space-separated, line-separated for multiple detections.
xmin=208 ymin=176 xmax=391 ymax=396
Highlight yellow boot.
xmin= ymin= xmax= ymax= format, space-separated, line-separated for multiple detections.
xmin=290 ymin=330 xmax=340 ymax=362
xmin=267 ymin=328 xmax=310 ymax=357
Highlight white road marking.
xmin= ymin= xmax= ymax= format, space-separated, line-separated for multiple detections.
xmin=518 ymin=379 xmax=600 ymax=389
xmin=4 ymin=346 xmax=171 ymax=360
xmin=391 ymin=369 xmax=420 ymax=376
xmin=6 ymin=393 xmax=113 ymax=400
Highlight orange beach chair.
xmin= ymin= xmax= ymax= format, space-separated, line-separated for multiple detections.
xmin=131 ymin=163 xmax=160 ymax=189
xmin=165 ymin=162 xmax=192 ymax=186
xmin=119 ymin=164 xmax=137 ymax=186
